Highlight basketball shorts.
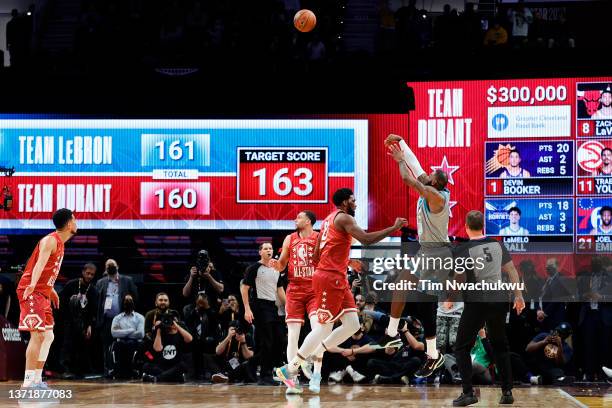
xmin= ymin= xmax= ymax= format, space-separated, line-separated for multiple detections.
xmin=312 ymin=270 xmax=357 ymax=324
xmin=17 ymin=289 xmax=54 ymax=332
xmin=285 ymin=283 xmax=317 ymax=324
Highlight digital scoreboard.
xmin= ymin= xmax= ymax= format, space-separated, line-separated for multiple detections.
xmin=0 ymin=120 xmax=368 ymax=230
xmin=408 ymin=76 xmax=612 ymax=254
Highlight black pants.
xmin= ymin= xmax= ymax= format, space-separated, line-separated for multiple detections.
xmin=367 ymin=355 xmax=422 ymax=381
xmin=111 ymin=339 xmax=141 ymax=379
xmin=60 ymin=320 xmax=92 ymax=376
xmin=581 ymin=308 xmax=612 ymax=377
xmin=455 ymin=302 xmax=512 ymax=394
xmin=101 ymin=317 xmax=115 ymax=376
xmin=143 ymin=360 xmax=188 ymax=382
xmin=253 ymin=300 xmax=284 ymax=379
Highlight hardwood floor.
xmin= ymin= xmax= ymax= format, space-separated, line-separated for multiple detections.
xmin=0 ymin=381 xmax=605 ymax=407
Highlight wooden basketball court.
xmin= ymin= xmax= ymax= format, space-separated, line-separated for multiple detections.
xmin=2 ymin=381 xmax=607 ymax=407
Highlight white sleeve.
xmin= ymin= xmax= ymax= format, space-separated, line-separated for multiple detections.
xmin=399 ymin=140 xmax=426 ymax=178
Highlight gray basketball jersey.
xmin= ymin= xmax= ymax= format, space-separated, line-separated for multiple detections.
xmin=454 ymin=237 xmax=512 ymax=302
xmin=417 ymin=189 xmax=450 ymax=243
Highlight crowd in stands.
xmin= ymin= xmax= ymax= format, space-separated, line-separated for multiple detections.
xmin=1 ymin=0 xmax=595 ymax=72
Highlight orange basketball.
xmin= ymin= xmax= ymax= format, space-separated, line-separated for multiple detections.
xmin=294 ymin=9 xmax=316 ymax=33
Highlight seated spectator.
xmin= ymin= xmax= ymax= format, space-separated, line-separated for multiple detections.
xmin=362 ymin=293 xmax=387 ymax=338
xmin=144 ymin=292 xmax=180 ymax=339
xmin=185 ymin=293 xmax=222 ymax=381
xmin=218 ymin=294 xmax=243 ymax=332
xmin=325 ymin=318 xmax=375 ymax=383
xmin=356 ymin=294 xmax=374 ymax=334
xmin=436 ymin=300 xmax=463 ymax=354
xmin=483 ymin=19 xmax=508 ymax=47
xmin=369 ymin=317 xmax=426 ymax=384
xmin=470 ymin=328 xmax=494 ymax=385
xmin=110 ymin=294 xmax=145 ymax=379
xmin=142 ymin=315 xmax=193 ymax=383
xmin=525 ymin=322 xmax=574 ymax=385
xmin=212 ymin=320 xmax=256 ymax=384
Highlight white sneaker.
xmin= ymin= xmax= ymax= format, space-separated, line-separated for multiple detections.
xmin=346 ymin=365 xmax=366 ymax=383
xmin=328 ymin=370 xmax=346 ymax=383
xmin=603 ymin=366 xmax=612 ymax=379
xmin=530 ymin=375 xmax=542 ymax=385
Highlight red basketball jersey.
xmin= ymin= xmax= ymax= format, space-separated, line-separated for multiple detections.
xmin=287 ymin=230 xmax=318 ymax=286
xmin=17 ymin=232 xmax=65 ymax=296
xmin=316 ymin=209 xmax=352 ymax=278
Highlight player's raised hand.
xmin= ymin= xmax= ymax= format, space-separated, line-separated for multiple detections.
xmin=393 ymin=217 xmax=408 ymax=230
xmin=384 ymin=134 xmax=403 ymax=146
xmin=269 ymin=258 xmax=279 ymax=270
xmin=387 ymin=144 xmax=404 ymax=163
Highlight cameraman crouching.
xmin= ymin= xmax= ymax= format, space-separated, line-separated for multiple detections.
xmin=212 ymin=320 xmax=256 ymax=383
xmin=142 ymin=314 xmax=193 ymax=383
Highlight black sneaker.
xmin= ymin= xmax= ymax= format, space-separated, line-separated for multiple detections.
xmin=374 ymin=333 xmax=403 ymax=349
xmin=415 ymin=353 xmax=445 ymax=378
xmin=499 ymin=390 xmax=514 ymax=404
xmin=452 ymin=392 xmax=478 ymax=407
xmin=142 ymin=373 xmax=157 ymax=383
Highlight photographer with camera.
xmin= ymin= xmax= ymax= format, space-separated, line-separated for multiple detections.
xmin=185 ymin=293 xmax=222 ymax=381
xmin=212 ymin=319 xmax=255 ymax=384
xmin=59 ymin=262 xmax=98 ymax=378
xmin=142 ymin=314 xmax=193 ymax=383
xmin=110 ymin=294 xmax=145 ymax=379
xmin=218 ymin=294 xmax=243 ymax=332
xmin=144 ymin=293 xmax=180 ymax=340
xmin=525 ymin=322 xmax=574 ymax=385
xmin=95 ymin=259 xmax=139 ymax=377
xmin=183 ymin=250 xmax=225 ymax=316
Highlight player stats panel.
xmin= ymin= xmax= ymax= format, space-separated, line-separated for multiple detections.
xmin=0 ymin=119 xmax=368 ymax=230
xmin=485 ymin=141 xmax=573 ymax=196
xmin=485 ymin=198 xmax=574 ymax=253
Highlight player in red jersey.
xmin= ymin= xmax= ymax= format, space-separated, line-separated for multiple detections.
xmin=276 ymin=188 xmax=406 ymax=389
xmin=17 ymin=208 xmax=77 ymax=388
xmin=270 ymin=210 xmax=321 ymax=393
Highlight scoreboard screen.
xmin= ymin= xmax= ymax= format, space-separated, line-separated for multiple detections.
xmin=407 ymin=76 xmax=612 ymax=254
xmin=0 ymin=119 xmax=368 ymax=230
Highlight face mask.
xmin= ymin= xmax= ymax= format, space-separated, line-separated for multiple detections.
xmin=123 ymin=300 xmax=134 ymax=313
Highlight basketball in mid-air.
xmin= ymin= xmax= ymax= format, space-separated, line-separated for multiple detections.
xmin=294 ymin=9 xmax=316 ymax=32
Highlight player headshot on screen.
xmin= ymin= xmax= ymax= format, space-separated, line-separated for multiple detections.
xmin=592 ymin=86 xmax=612 ymax=119
xmin=590 ymin=206 xmax=612 ymax=235
xmin=592 ymin=148 xmax=612 ymax=176
xmin=499 ymin=207 xmax=529 ymax=236
xmin=500 ymin=150 xmax=531 ymax=178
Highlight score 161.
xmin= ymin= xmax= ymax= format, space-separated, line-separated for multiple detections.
xmin=141 ymin=134 xmax=210 ymax=167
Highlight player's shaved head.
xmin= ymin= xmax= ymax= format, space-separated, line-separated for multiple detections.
xmin=466 ymin=210 xmax=484 ymax=231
